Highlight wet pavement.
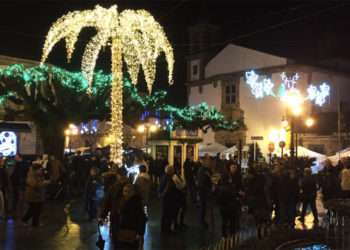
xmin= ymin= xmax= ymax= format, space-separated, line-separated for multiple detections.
xmin=0 ymin=194 xmax=327 ymax=250
xmin=0 ymin=196 xmax=224 ymax=250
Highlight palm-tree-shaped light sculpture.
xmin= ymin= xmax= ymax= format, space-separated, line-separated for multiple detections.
xmin=41 ymin=5 xmax=174 ymax=164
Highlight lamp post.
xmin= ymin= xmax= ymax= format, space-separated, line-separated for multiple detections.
xmin=137 ymin=122 xmax=159 ymax=152
xmin=282 ymin=89 xmax=303 ymax=163
xmin=64 ymin=124 xmax=78 ymax=153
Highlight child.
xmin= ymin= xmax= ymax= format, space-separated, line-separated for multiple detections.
xmin=85 ymin=167 xmax=103 ymax=221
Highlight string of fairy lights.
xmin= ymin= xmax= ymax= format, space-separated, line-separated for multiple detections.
xmin=40 ymin=5 xmax=174 ymax=164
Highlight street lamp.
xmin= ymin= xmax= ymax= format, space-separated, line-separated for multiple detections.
xmin=65 ymin=123 xmax=78 ymax=153
xmin=305 ymin=117 xmax=315 ymax=128
xmin=137 ymin=122 xmax=159 ymax=152
xmin=282 ymin=89 xmax=304 ymax=161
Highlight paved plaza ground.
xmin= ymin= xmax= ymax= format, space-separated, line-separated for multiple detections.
xmin=0 ymin=194 xmax=326 ymax=250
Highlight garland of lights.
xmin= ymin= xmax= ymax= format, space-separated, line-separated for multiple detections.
xmin=245 ymin=70 xmax=330 ymax=106
xmin=0 ymin=64 xmax=241 ymax=133
xmin=41 ymin=5 xmax=174 ymax=164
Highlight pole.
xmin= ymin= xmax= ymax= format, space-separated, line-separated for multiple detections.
xmin=281 ymin=147 xmax=283 ymax=158
xmin=295 ymin=131 xmax=298 ymax=159
xmin=290 ymin=115 xmax=295 ymax=162
xmin=338 ymin=86 xmax=342 ymax=160
xmin=253 ymin=141 xmax=256 ymax=162
xmin=238 ymin=139 xmax=242 ymax=168
xmin=68 ymin=135 xmax=71 ymax=153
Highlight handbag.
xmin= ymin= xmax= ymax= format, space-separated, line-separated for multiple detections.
xmin=117 ymin=229 xmax=138 ymax=243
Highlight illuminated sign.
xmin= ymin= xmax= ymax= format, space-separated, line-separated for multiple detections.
xmin=0 ymin=131 xmax=17 ymax=156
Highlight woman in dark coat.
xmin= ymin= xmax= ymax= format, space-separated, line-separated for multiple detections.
xmin=100 ymin=173 xmax=128 ymax=248
xmin=117 ymin=184 xmax=147 ymax=249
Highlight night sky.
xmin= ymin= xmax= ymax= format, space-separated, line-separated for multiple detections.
xmin=0 ymin=0 xmax=350 ymax=106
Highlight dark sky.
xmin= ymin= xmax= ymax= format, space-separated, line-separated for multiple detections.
xmin=0 ymin=0 xmax=349 ymax=105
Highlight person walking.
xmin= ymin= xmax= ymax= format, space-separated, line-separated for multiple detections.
xmin=22 ymin=164 xmax=50 ymax=227
xmin=299 ymin=168 xmax=318 ymax=224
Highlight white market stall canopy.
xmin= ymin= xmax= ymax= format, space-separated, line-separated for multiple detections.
xmin=199 ymin=142 xmax=227 ymax=157
xmin=327 ymin=147 xmax=350 ymax=165
xmin=296 ymin=146 xmax=327 ymax=162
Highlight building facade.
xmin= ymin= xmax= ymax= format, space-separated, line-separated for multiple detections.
xmin=186 ymin=38 xmax=350 ymax=156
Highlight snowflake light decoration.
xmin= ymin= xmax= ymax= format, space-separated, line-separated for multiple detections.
xmin=245 ymin=70 xmax=275 ymax=98
xmin=245 ymin=70 xmax=331 ymax=107
xmin=306 ymin=83 xmax=330 ymax=106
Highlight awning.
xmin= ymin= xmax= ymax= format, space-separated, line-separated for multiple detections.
xmin=0 ymin=122 xmax=31 ymax=132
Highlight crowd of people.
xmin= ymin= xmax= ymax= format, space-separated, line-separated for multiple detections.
xmin=1 ymin=150 xmax=350 ymax=249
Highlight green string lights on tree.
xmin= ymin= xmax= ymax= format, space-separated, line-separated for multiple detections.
xmin=0 ymin=64 xmax=242 ymax=136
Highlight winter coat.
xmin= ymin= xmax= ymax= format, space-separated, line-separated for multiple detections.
xmin=86 ymin=176 xmax=104 ymax=201
xmin=24 ymin=168 xmax=46 ymax=203
xmin=119 ymin=194 xmax=147 ymax=235
xmin=135 ymin=173 xmax=151 ymax=205
xmin=184 ymin=159 xmax=194 ymax=184
xmin=341 ymin=168 xmax=350 ymax=191
xmin=49 ymin=159 xmax=64 ymax=182
xmin=197 ymin=167 xmax=212 ymax=195
xmin=301 ymin=175 xmax=317 ymax=200
xmin=10 ymin=161 xmax=27 ymax=190
xmin=100 ymin=182 xmax=124 ymax=244
xmin=217 ymin=175 xmax=241 ymax=215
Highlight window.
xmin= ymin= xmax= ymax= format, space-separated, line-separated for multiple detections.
xmin=225 ymin=83 xmax=236 ymax=104
xmin=192 ymin=65 xmax=198 ymax=75
xmin=190 ymin=60 xmax=200 ymax=81
xmin=199 ymin=85 xmax=203 ymax=94
xmin=213 ymin=81 xmax=217 ymax=88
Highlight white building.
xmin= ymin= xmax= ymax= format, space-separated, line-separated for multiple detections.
xmin=186 ymin=25 xmax=350 ymax=157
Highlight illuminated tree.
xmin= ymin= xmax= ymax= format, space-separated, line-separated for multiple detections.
xmin=41 ymin=5 xmax=174 ymax=164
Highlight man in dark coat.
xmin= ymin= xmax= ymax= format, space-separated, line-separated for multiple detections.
xmin=300 ymin=168 xmax=318 ymax=223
